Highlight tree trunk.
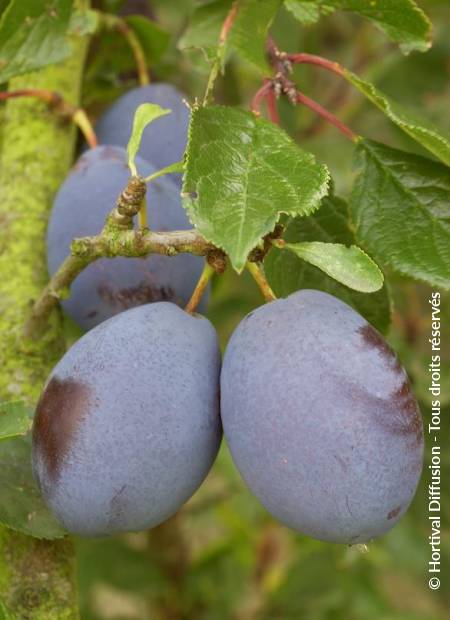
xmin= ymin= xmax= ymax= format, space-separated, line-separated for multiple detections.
xmin=0 ymin=24 xmax=89 ymax=619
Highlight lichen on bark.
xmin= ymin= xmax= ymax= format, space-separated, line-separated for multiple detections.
xmin=0 ymin=27 xmax=89 ymax=619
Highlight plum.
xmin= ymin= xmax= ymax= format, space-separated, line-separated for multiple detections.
xmin=47 ymin=145 xmax=207 ymax=331
xmin=32 ymin=302 xmax=222 ymax=537
xmin=220 ymin=289 xmax=423 ymax=544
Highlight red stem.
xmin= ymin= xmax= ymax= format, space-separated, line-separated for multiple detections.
xmin=1 ymin=89 xmax=98 ymax=148
xmin=266 ymin=88 xmax=280 ymax=124
xmin=0 ymin=89 xmax=60 ymax=105
xmin=296 ymin=91 xmax=358 ymax=142
xmin=251 ymin=80 xmax=272 ymax=116
xmin=219 ymin=0 xmax=239 ymax=42
xmin=287 ymin=53 xmax=345 ymax=77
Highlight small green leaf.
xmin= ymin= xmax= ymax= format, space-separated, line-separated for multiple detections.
xmin=283 ymin=241 xmax=383 ymax=292
xmin=0 ymin=401 xmax=32 ymax=440
xmin=125 ymin=15 xmax=170 ymax=63
xmin=344 ymin=71 xmax=450 ymax=166
xmin=0 ymin=0 xmax=73 ymax=83
xmin=183 ymin=105 xmax=330 ymax=272
xmin=265 ymin=195 xmax=391 ymax=333
xmin=350 ymin=140 xmax=450 ymax=289
xmin=285 ymin=0 xmax=431 ymax=53
xmin=0 ymin=433 xmax=66 ymax=539
xmin=145 ymin=161 xmax=184 ymax=183
xmin=127 ymin=103 xmax=171 ymax=176
xmin=229 ymin=0 xmax=283 ymax=73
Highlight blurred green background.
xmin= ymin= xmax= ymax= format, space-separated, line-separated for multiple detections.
xmin=74 ymin=1 xmax=450 ymax=618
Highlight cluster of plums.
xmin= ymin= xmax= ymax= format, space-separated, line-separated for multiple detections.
xmin=33 ymin=84 xmax=424 ymax=544
xmin=47 ymin=83 xmax=206 ymax=331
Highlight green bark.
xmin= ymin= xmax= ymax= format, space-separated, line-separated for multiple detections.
xmin=0 ymin=30 xmax=89 ymax=620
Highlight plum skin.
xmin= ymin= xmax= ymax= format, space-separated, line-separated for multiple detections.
xmin=47 ymin=145 xmax=207 ymax=331
xmin=220 ymin=289 xmax=423 ymax=544
xmin=32 ymin=303 xmax=222 ymax=537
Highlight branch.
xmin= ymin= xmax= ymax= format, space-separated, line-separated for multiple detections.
xmin=25 ymin=227 xmax=215 ymax=338
xmin=265 ymin=38 xmax=358 ymax=142
xmin=286 ymin=52 xmax=345 ymax=77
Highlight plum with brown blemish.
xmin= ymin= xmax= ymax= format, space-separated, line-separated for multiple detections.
xmin=32 ymin=302 xmax=222 ymax=537
xmin=47 ymin=145 xmax=207 ymax=331
xmin=220 ymin=289 xmax=423 ymax=544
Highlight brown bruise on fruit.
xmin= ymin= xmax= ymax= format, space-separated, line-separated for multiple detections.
xmin=358 ymin=324 xmax=423 ymax=445
xmin=96 ymin=281 xmax=175 ymax=311
xmin=358 ymin=324 xmax=401 ymax=372
xmin=387 ymin=506 xmax=402 ymax=520
xmin=33 ymin=377 xmax=91 ymax=482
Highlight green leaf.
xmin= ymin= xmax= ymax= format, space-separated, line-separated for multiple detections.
xmin=228 ymin=0 xmax=283 ymax=73
xmin=68 ymin=8 xmax=99 ymax=36
xmin=0 ymin=401 xmax=31 ymax=440
xmin=183 ymin=105 xmax=330 ymax=272
xmin=284 ymin=1 xmax=332 ymax=25
xmin=179 ymin=0 xmax=282 ymax=73
xmin=350 ymin=140 xmax=450 ymax=290
xmin=125 ymin=15 xmax=170 ymax=64
xmin=179 ymin=0 xmax=233 ymax=55
xmin=0 ymin=0 xmax=72 ymax=83
xmin=344 ymin=72 xmax=450 ymax=166
xmin=265 ymin=195 xmax=391 ymax=333
xmin=284 ymin=1 xmax=431 ymax=53
xmin=283 ymin=241 xmax=383 ymax=292
xmin=127 ymin=103 xmax=171 ymax=176
xmin=0 ymin=433 xmax=66 ymax=539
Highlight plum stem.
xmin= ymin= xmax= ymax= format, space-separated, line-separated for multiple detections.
xmin=246 ymin=262 xmax=277 ymax=302
xmin=185 ymin=263 xmax=216 ymax=314
xmin=137 ymin=196 xmax=148 ymax=229
xmin=101 ymin=14 xmax=150 ymax=86
xmin=72 ymin=108 xmax=98 ymax=148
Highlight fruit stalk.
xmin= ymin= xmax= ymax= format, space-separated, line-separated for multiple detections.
xmin=185 ymin=262 xmax=216 ymax=313
xmin=101 ymin=14 xmax=150 ymax=86
xmin=0 ymin=15 xmax=90 ymax=620
xmin=246 ymin=262 xmax=277 ymax=302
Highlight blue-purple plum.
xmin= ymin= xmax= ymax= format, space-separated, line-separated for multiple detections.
xmin=220 ymin=289 xmax=423 ymax=544
xmin=47 ymin=145 xmax=207 ymax=331
xmin=32 ymin=303 xmax=221 ymax=537
xmin=94 ymin=83 xmax=189 ymax=185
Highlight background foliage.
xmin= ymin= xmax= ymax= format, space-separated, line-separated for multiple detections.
xmin=0 ymin=0 xmax=449 ymax=618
